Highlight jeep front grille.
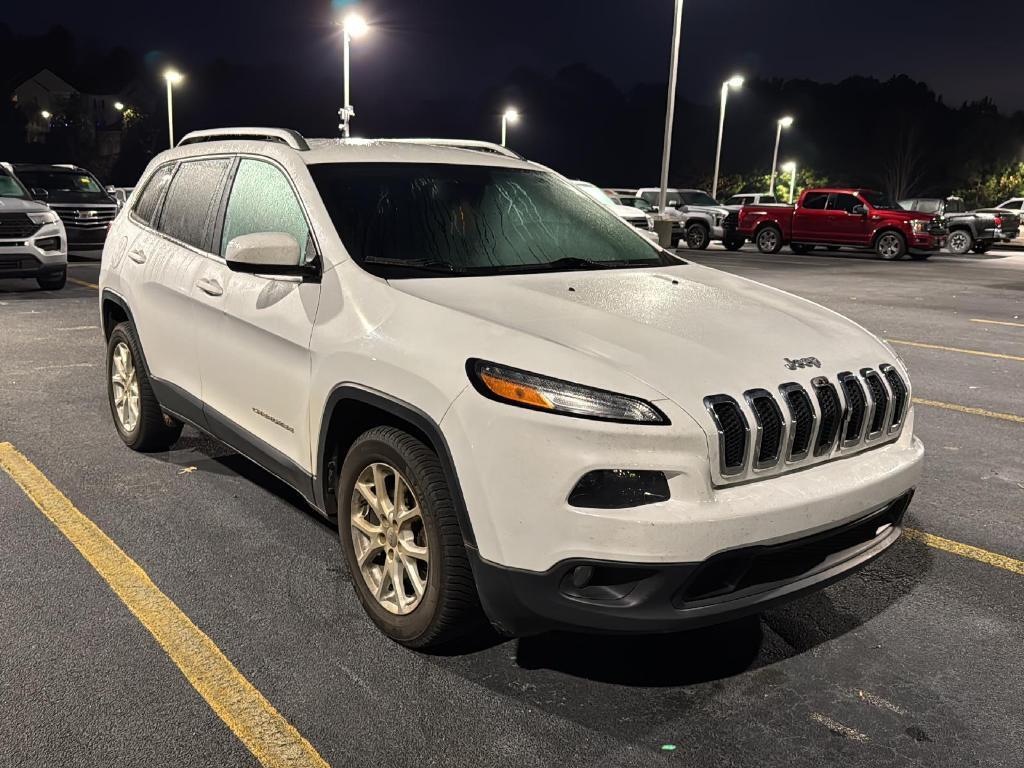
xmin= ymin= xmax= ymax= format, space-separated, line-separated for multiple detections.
xmin=705 ymin=364 xmax=909 ymax=482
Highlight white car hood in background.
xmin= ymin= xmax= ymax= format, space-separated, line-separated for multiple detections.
xmin=612 ymin=203 xmax=646 ymax=221
xmin=0 ymin=197 xmax=51 ymax=214
xmin=393 ymin=263 xmax=893 ymax=407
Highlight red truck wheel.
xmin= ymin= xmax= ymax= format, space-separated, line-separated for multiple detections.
xmin=755 ymin=226 xmax=783 ymax=254
xmin=875 ymin=231 xmax=906 ymax=260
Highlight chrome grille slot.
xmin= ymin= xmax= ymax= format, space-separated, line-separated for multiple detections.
xmin=880 ymin=364 xmax=908 ymax=431
xmin=861 ymin=368 xmax=889 ymax=438
xmin=0 ymin=213 xmax=41 ymax=239
xmin=812 ymin=378 xmax=842 ymax=456
xmin=704 ymin=395 xmax=748 ymax=476
xmin=838 ymin=372 xmax=867 ymax=446
xmin=780 ymin=383 xmax=815 ymax=461
xmin=745 ymin=389 xmax=784 ymax=469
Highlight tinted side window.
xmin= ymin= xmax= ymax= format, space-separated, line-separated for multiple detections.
xmin=828 ymin=193 xmax=862 ymax=212
xmin=947 ymin=199 xmax=963 ymax=213
xmin=133 ymin=164 xmax=174 ymax=225
xmin=157 ymin=158 xmax=232 ymax=251
xmin=220 ymin=160 xmax=311 ymax=262
xmin=801 ymin=192 xmax=829 ymax=210
xmin=762 ymin=195 xmax=777 ymax=204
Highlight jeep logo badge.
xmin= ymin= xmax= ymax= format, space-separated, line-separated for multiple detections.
xmin=784 ymin=356 xmax=822 ymax=370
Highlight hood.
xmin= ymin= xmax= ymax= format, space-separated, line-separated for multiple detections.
xmin=613 ymin=204 xmax=647 ymax=221
xmin=391 ymin=264 xmax=895 ymax=410
xmin=880 ymin=208 xmax=934 ymax=223
xmin=0 ymin=196 xmax=52 ymax=214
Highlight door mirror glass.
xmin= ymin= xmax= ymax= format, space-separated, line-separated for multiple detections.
xmin=225 ymin=232 xmax=302 ymax=274
xmin=31 ymin=187 xmax=49 ymax=200
xmin=851 ymin=204 xmax=867 ymax=215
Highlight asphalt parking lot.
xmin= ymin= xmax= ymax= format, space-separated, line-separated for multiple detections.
xmin=1 ymin=246 xmax=1022 ymax=768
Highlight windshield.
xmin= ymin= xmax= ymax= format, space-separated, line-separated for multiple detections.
xmin=574 ymin=182 xmax=616 ymax=208
xmin=15 ymin=170 xmax=104 ymax=194
xmin=860 ymin=190 xmax=900 ymax=210
xmin=0 ymin=172 xmax=30 ymax=199
xmin=622 ymin=197 xmax=652 ymax=212
xmin=905 ymin=199 xmax=941 ymax=213
xmin=679 ymin=191 xmax=720 ymax=207
xmin=310 ymin=163 xmax=681 ymax=278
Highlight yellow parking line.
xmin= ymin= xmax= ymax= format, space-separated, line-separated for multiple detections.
xmin=904 ymin=529 xmax=1024 ymax=576
xmin=68 ymin=277 xmax=99 ymax=290
xmin=970 ymin=318 xmax=1024 ymax=329
xmin=912 ymin=397 xmax=1024 ymax=425
xmin=0 ymin=442 xmax=329 ymax=768
xmin=885 ymin=338 xmax=1024 ymax=363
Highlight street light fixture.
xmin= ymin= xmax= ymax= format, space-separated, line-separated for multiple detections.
xmin=338 ymin=12 xmax=369 ymax=137
xmin=768 ymin=115 xmax=794 ymax=196
xmin=40 ymin=110 xmax=51 ymax=120
xmin=114 ymin=102 xmax=125 ymax=112
xmin=782 ymin=160 xmax=797 ymax=204
xmin=711 ymin=74 xmax=744 ymax=201
xmin=500 ymin=108 xmax=519 ymax=147
xmin=164 ymin=69 xmax=184 ymax=148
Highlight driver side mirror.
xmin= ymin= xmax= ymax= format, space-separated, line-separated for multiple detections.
xmin=225 ymin=232 xmax=304 ymax=276
xmin=31 ymin=187 xmax=49 ymax=201
xmin=851 ymin=204 xmax=867 ymax=215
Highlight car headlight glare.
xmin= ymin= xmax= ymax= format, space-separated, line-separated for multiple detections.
xmin=28 ymin=211 xmax=60 ymax=225
xmin=467 ymin=360 xmax=669 ymax=424
xmin=911 ymin=220 xmax=927 ymax=234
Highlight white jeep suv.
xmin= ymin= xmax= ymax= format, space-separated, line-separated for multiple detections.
xmin=99 ymin=128 xmax=924 ymax=649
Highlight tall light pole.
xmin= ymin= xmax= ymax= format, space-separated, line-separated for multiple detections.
xmin=658 ymin=0 xmax=685 ymax=215
xmin=711 ymin=74 xmax=744 ymax=201
xmin=782 ymin=160 xmax=797 ymax=204
xmin=768 ymin=115 xmax=793 ymax=196
xmin=501 ymin=108 xmax=519 ymax=147
xmin=164 ymin=69 xmax=184 ymax=148
xmin=339 ymin=13 xmax=369 ymax=137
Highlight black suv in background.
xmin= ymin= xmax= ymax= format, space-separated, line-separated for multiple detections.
xmin=12 ymin=164 xmax=117 ymax=255
xmin=899 ymin=196 xmax=1020 ymax=254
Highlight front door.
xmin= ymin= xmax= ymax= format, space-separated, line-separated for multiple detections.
xmin=196 ymin=158 xmax=322 ymax=476
xmin=825 ymin=192 xmax=872 ymax=245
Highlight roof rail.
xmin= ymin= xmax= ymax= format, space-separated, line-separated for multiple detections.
xmin=384 ymin=138 xmax=523 ymax=160
xmin=176 ymin=127 xmax=310 ymax=151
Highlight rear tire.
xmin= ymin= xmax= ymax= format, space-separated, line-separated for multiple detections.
xmin=755 ymin=226 xmax=783 ymax=254
xmin=947 ymin=229 xmax=973 ymax=255
xmin=338 ymin=426 xmax=483 ymax=650
xmin=875 ymin=231 xmax=907 ymax=260
xmin=683 ymin=222 xmax=711 ymax=250
xmin=106 ymin=322 xmax=183 ymax=452
xmin=37 ymin=269 xmax=67 ymax=291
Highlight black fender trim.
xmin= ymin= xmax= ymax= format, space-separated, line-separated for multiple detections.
xmin=100 ymin=289 xmax=135 ymax=338
xmin=315 ymin=385 xmax=477 ymax=547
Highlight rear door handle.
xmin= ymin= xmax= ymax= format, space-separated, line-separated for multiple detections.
xmin=196 ymin=277 xmax=224 ymax=297
xmin=127 ymin=248 xmax=147 ymax=264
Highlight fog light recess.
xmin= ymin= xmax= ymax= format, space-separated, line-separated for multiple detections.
xmin=568 ymin=469 xmax=670 ymax=509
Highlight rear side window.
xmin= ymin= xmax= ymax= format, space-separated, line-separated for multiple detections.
xmin=762 ymin=195 xmax=777 ymax=204
xmin=801 ymin=192 xmax=828 ymax=210
xmin=220 ymin=159 xmax=311 ymax=262
xmin=133 ymin=164 xmax=174 ymax=225
xmin=157 ymin=158 xmax=232 ymax=251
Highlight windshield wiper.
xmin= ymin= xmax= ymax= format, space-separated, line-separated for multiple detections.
xmin=363 ymin=257 xmax=466 ymax=275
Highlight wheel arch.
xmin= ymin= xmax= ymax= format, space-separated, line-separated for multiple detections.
xmin=101 ymin=289 xmax=134 ymax=340
xmin=315 ymin=386 xmax=477 ymax=547
xmin=754 ymin=220 xmax=785 ymax=240
xmin=871 ymin=226 xmax=907 ymax=247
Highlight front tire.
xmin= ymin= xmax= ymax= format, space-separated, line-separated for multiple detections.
xmin=683 ymin=222 xmax=711 ymax=250
xmin=755 ymin=225 xmax=783 ymax=254
xmin=947 ymin=229 xmax=973 ymax=255
xmin=37 ymin=269 xmax=67 ymax=291
xmin=106 ymin=322 xmax=183 ymax=451
xmin=338 ymin=426 xmax=482 ymax=650
xmin=875 ymin=231 xmax=907 ymax=260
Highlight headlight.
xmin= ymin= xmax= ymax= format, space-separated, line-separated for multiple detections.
xmin=911 ymin=220 xmax=928 ymax=234
xmin=467 ymin=360 xmax=669 ymax=424
xmin=28 ymin=211 xmax=60 ymax=225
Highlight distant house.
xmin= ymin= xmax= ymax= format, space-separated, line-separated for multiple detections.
xmin=12 ymin=68 xmax=123 ymax=143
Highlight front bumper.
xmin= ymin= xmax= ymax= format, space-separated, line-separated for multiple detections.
xmin=910 ymin=233 xmax=945 ymax=253
xmin=471 ymin=491 xmax=912 ymax=636
xmin=66 ymin=224 xmax=110 ymax=250
xmin=0 ymin=226 xmax=68 ymax=278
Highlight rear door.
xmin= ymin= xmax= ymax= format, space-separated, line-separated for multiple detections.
xmin=791 ymin=191 xmax=830 ymax=241
xmin=196 ymin=157 xmax=322 ymax=477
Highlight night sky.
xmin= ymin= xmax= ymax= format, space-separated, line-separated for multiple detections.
xmin=11 ymin=0 xmax=1024 ymax=113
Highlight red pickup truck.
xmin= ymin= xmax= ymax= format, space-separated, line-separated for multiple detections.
xmin=734 ymin=188 xmax=948 ymax=260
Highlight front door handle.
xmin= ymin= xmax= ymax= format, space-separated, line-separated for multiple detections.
xmin=127 ymin=248 xmax=147 ymax=264
xmin=196 ymin=277 xmax=224 ymax=297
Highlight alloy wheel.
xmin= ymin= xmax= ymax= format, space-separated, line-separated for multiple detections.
xmin=948 ymin=231 xmax=971 ymax=254
xmin=350 ymin=462 xmax=429 ymax=615
xmin=110 ymin=342 xmax=140 ymax=433
xmin=758 ymin=229 xmax=778 ymax=252
xmin=878 ymin=233 xmax=902 ymax=259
